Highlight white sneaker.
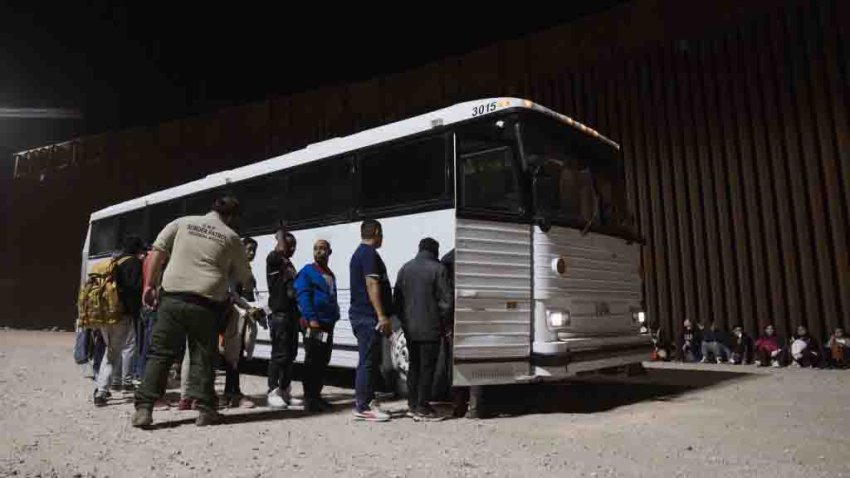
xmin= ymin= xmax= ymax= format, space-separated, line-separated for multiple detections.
xmin=771 ymin=360 xmax=781 ymax=368
xmin=281 ymin=386 xmax=304 ymax=409
xmin=268 ymin=388 xmax=287 ymax=409
xmin=353 ymin=407 xmax=391 ymax=422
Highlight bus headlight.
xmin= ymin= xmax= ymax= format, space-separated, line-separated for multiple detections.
xmin=546 ymin=309 xmax=571 ymax=328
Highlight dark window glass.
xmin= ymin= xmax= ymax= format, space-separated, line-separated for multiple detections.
xmin=149 ymin=199 xmax=183 ymax=242
xmin=232 ymin=173 xmax=287 ymax=233
xmin=90 ymin=217 xmax=118 ymax=256
xmin=185 ymin=189 xmax=221 ymax=217
xmin=460 ymin=147 xmax=522 ymax=213
xmin=521 ymin=113 xmax=632 ymax=233
xmin=118 ymin=208 xmax=147 ymax=243
xmin=360 ymin=135 xmax=447 ymax=210
xmin=285 ymin=158 xmax=353 ymax=224
xmin=457 ymin=119 xmax=523 ymax=215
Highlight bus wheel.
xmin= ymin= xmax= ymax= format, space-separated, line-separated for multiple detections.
xmin=381 ymin=329 xmax=409 ymax=397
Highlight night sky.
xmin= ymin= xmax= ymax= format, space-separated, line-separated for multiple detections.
xmin=0 ymin=2 xmax=627 ymax=157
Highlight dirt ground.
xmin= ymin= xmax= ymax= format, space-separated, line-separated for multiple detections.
xmin=1 ymin=329 xmax=849 ymax=477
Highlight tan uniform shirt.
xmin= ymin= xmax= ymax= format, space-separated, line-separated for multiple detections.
xmin=153 ymin=211 xmax=253 ymax=302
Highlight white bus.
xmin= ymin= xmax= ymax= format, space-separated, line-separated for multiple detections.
xmin=82 ymin=97 xmax=648 ymax=388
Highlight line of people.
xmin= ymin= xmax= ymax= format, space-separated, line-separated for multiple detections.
xmin=679 ymin=319 xmax=850 ymax=369
xmin=78 ymin=195 xmax=460 ymax=428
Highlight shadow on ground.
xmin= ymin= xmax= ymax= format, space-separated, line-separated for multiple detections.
xmin=472 ymin=367 xmax=757 ymax=418
xmin=151 ymin=361 xmax=757 ymax=423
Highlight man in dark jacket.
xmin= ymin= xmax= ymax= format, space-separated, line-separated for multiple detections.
xmin=394 ymin=237 xmax=451 ymax=421
xmin=295 ymin=239 xmax=340 ymax=412
xmin=266 ymin=229 xmax=303 ymax=409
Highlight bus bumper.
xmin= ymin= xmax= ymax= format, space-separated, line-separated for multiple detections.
xmin=531 ymin=335 xmax=651 ymax=380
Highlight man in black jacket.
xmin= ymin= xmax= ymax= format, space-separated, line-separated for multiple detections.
xmin=266 ymin=229 xmax=303 ymax=409
xmin=394 ymin=237 xmax=451 ymax=421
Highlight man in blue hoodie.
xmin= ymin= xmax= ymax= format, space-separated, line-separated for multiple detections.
xmin=295 ymin=239 xmax=340 ymax=412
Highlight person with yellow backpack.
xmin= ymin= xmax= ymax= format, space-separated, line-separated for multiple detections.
xmin=78 ymin=235 xmax=144 ymax=407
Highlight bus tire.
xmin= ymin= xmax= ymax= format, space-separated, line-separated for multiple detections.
xmin=381 ymin=329 xmax=409 ymax=397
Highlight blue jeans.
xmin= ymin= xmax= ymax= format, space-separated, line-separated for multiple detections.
xmin=352 ymin=318 xmax=382 ymax=412
xmin=136 ymin=308 xmax=157 ymax=378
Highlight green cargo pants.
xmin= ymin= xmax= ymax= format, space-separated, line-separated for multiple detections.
xmin=134 ymin=295 xmax=220 ymax=412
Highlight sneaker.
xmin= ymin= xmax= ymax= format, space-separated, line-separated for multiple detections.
xmin=406 ymin=409 xmax=421 ymax=421
xmin=153 ymin=399 xmax=170 ymax=411
xmin=417 ymin=407 xmax=446 ymax=422
xmin=281 ymin=386 xmax=304 ymax=409
xmin=93 ymin=391 xmax=108 ymax=407
xmin=131 ymin=408 xmax=153 ymax=428
xmin=177 ymin=397 xmax=195 ymax=411
xmin=771 ymin=360 xmax=781 ymax=368
xmin=121 ymin=383 xmax=136 ymax=393
xmin=715 ymin=357 xmax=723 ymax=364
xmin=195 ymin=409 xmax=221 ymax=427
xmin=267 ymin=388 xmax=287 ymax=409
xmin=353 ymin=407 xmax=391 ymax=422
xmin=699 ymin=357 xmax=709 ymax=364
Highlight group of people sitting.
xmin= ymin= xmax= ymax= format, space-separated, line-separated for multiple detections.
xmin=678 ymin=320 xmax=850 ymax=369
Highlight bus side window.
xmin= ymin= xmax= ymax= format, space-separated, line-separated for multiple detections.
xmin=90 ymin=217 xmax=118 ymax=256
xmin=359 ymin=135 xmax=447 ymax=211
xmin=149 ymin=199 xmax=184 ymax=243
xmin=232 ymin=173 xmax=287 ymax=233
xmin=456 ymin=119 xmax=523 ymax=216
xmin=118 ymin=207 xmax=147 ymax=244
xmin=185 ymin=189 xmax=225 ymax=217
xmin=460 ymin=147 xmax=521 ymax=213
xmin=285 ymin=157 xmax=353 ymax=224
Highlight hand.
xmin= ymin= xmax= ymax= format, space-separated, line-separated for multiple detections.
xmin=143 ymin=286 xmax=159 ymax=308
xmin=309 ymin=320 xmax=321 ymax=330
xmin=377 ymin=317 xmax=392 ymax=336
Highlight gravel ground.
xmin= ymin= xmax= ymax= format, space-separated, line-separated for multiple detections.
xmin=1 ymin=329 xmax=849 ymax=477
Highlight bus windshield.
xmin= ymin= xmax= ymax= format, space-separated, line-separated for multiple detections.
xmin=519 ymin=113 xmax=637 ymax=240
